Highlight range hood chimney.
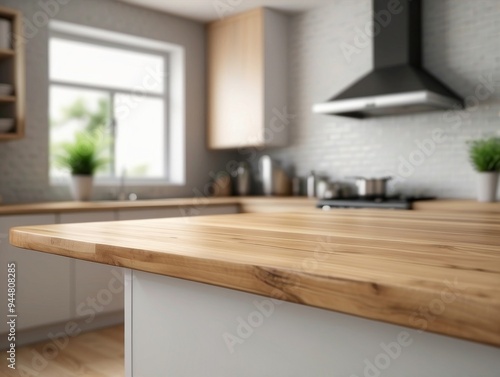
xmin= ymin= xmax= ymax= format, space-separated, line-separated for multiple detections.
xmin=313 ymin=0 xmax=463 ymax=118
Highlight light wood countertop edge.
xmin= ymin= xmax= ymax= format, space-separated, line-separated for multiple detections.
xmin=0 ymin=197 xmax=317 ymax=216
xmin=1 ymin=197 xmax=500 ymax=216
xmin=9 ymin=210 xmax=500 ymax=348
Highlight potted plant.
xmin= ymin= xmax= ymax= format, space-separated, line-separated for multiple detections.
xmin=468 ymin=137 xmax=500 ymax=202
xmin=54 ymin=131 xmax=109 ymax=201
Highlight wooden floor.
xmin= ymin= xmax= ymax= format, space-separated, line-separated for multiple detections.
xmin=0 ymin=325 xmax=124 ymax=377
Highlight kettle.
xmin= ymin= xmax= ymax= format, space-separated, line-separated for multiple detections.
xmin=259 ymin=155 xmax=290 ymax=196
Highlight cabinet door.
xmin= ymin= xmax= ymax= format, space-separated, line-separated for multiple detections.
xmin=117 ymin=207 xmax=181 ymax=221
xmin=59 ymin=211 xmax=124 ymax=318
xmin=197 ymin=205 xmax=239 ymax=216
xmin=118 ymin=205 xmax=239 ymax=221
xmin=208 ymin=9 xmax=264 ymax=148
xmin=130 ymin=272 xmax=500 ymax=377
xmin=0 ymin=214 xmax=70 ymax=332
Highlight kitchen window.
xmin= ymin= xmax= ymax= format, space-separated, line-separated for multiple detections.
xmin=48 ymin=21 xmax=185 ymax=185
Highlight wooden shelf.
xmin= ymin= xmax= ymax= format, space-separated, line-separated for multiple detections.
xmin=0 ymin=132 xmax=21 ymax=140
xmin=0 ymin=95 xmax=15 ymax=102
xmin=0 ymin=5 xmax=18 ymax=18
xmin=0 ymin=48 xmax=14 ymax=59
xmin=0 ymin=6 xmax=24 ymax=141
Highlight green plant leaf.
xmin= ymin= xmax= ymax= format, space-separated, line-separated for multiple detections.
xmin=53 ymin=130 xmax=110 ymax=175
xmin=468 ymin=137 xmax=500 ymax=172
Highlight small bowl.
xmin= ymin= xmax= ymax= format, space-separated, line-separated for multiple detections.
xmin=0 ymin=84 xmax=13 ymax=96
xmin=0 ymin=118 xmax=14 ymax=133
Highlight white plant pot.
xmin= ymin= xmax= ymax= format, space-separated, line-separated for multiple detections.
xmin=70 ymin=175 xmax=94 ymax=201
xmin=477 ymin=172 xmax=499 ymax=202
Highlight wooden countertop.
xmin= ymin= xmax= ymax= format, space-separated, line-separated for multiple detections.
xmin=10 ymin=209 xmax=500 ymax=347
xmin=0 ymin=197 xmax=316 ymax=215
xmin=0 ymin=197 xmax=498 ymax=216
xmin=413 ymin=199 xmax=500 ymax=213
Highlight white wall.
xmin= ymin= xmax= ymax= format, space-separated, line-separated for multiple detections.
xmin=265 ymin=0 xmax=500 ymax=198
xmin=1 ymin=0 xmax=499 ymax=202
xmin=0 ymin=0 xmax=236 ymax=203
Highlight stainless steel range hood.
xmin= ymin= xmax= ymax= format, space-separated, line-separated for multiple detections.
xmin=313 ymin=0 xmax=463 ymax=118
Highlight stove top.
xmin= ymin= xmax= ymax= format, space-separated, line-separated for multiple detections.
xmin=317 ymin=196 xmax=435 ymax=210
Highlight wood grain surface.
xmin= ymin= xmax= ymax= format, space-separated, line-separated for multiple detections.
xmin=0 ymin=325 xmax=123 ymax=377
xmin=0 ymin=198 xmax=496 ymax=216
xmin=0 ymin=197 xmax=316 ymax=215
xmin=413 ymin=199 xmax=500 ymax=213
xmin=207 ymin=8 xmax=265 ymax=148
xmin=9 ymin=210 xmax=500 ymax=347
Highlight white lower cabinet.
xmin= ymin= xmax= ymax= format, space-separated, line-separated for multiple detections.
xmin=0 ymin=204 xmax=240 ymax=341
xmin=117 ymin=207 xmax=181 ymax=221
xmin=197 ymin=204 xmax=239 ymax=216
xmin=128 ymin=271 xmax=500 ymax=377
xmin=117 ymin=204 xmax=239 ymax=221
xmin=0 ymin=214 xmax=70 ymax=333
xmin=59 ymin=211 xmax=124 ymax=319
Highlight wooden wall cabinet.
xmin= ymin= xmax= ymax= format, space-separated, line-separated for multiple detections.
xmin=207 ymin=8 xmax=288 ymax=149
xmin=0 ymin=6 xmax=25 ymax=141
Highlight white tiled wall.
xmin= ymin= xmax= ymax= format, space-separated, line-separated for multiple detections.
xmin=265 ymin=0 xmax=500 ymax=198
xmin=0 ymin=0 xmax=235 ymax=204
xmin=0 ymin=0 xmax=498 ymax=202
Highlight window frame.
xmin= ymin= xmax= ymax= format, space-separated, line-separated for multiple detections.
xmin=48 ymin=30 xmax=172 ymax=186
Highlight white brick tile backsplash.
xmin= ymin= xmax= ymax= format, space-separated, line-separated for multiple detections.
xmin=264 ymin=0 xmax=500 ymax=199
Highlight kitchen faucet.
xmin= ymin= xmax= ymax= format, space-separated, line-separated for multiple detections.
xmin=117 ymin=169 xmax=138 ymax=201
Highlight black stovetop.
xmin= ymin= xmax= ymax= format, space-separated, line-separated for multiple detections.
xmin=317 ymin=196 xmax=435 ymax=210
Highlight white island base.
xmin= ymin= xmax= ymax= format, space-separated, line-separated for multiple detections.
xmin=124 ymin=270 xmax=500 ymax=377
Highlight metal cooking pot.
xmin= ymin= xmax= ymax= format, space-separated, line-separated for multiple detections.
xmin=351 ymin=177 xmax=392 ymax=197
